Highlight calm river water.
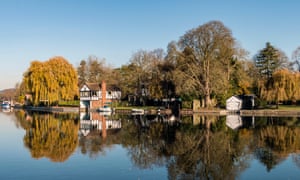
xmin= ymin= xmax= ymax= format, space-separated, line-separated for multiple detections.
xmin=1 ymin=109 xmax=300 ymax=179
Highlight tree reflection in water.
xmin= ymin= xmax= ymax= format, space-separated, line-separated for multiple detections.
xmin=254 ymin=117 xmax=300 ymax=172
xmin=122 ymin=114 xmax=300 ymax=179
xmin=12 ymin=111 xmax=300 ymax=178
xmin=15 ymin=111 xmax=79 ymax=162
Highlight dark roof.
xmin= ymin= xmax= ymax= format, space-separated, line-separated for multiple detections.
xmin=85 ymin=83 xmax=100 ymax=91
xmin=107 ymin=84 xmax=121 ymax=91
xmin=83 ymin=82 xmax=121 ymax=91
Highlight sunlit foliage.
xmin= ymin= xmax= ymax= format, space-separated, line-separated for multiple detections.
xmin=23 ymin=56 xmax=78 ymax=106
xmin=258 ymin=69 xmax=300 ymax=105
xmin=171 ymin=21 xmax=244 ymax=107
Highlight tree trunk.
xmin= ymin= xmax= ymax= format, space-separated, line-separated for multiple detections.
xmin=204 ymin=80 xmax=211 ymax=108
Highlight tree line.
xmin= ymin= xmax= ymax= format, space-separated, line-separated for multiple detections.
xmin=14 ymin=20 xmax=300 ymax=107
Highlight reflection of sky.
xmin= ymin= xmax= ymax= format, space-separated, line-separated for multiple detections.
xmin=0 ymin=113 xmax=26 ymax=149
xmin=0 ymin=112 xmax=30 ymax=179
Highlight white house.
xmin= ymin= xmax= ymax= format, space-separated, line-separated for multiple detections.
xmin=79 ymin=81 xmax=121 ymax=110
xmin=226 ymin=96 xmax=242 ymax=111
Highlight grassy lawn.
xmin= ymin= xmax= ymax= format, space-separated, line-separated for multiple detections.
xmin=278 ymin=105 xmax=300 ymax=110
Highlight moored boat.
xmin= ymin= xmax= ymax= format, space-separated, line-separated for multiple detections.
xmin=1 ymin=101 xmax=10 ymax=109
xmin=131 ymin=108 xmax=145 ymax=115
xmin=98 ymin=105 xmax=112 ymax=112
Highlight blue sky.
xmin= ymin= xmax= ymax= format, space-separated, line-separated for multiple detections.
xmin=1 ymin=0 xmax=300 ymax=90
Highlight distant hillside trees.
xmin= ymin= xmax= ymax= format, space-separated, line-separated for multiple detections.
xmin=22 ymin=56 xmax=78 ymax=106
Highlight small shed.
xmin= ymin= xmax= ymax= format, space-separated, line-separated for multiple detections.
xmin=226 ymin=96 xmax=242 ymax=111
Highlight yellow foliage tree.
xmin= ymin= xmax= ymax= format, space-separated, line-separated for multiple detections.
xmin=258 ymin=69 xmax=300 ymax=105
xmin=23 ymin=56 xmax=78 ymax=106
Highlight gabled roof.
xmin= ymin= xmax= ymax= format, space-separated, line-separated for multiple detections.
xmin=86 ymin=83 xmax=101 ymax=91
xmin=80 ymin=83 xmax=100 ymax=91
xmin=80 ymin=82 xmax=121 ymax=92
xmin=226 ymin=95 xmax=242 ymax=111
xmin=226 ymin=96 xmax=242 ymax=103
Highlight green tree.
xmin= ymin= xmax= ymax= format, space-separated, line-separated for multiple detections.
xmin=255 ymin=43 xmax=291 ymax=105
xmin=115 ymin=64 xmax=140 ymax=99
xmin=254 ymin=42 xmax=288 ymax=79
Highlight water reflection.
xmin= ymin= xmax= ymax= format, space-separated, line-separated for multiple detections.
xmin=226 ymin=115 xmax=300 ymax=173
xmin=10 ymin=111 xmax=300 ymax=179
xmin=14 ymin=111 xmax=79 ymax=162
xmin=78 ymin=112 xmax=122 ymax=157
xmin=79 ymin=112 xmax=121 ymax=137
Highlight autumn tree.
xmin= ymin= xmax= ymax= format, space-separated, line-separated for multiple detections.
xmin=230 ymin=60 xmax=255 ymax=95
xmin=77 ymin=60 xmax=88 ymax=87
xmin=129 ymin=49 xmax=166 ymax=100
xmin=174 ymin=21 xmax=239 ymax=107
xmin=23 ymin=56 xmax=78 ymax=106
xmin=255 ymin=43 xmax=291 ymax=105
xmin=77 ymin=55 xmax=115 ymax=87
xmin=259 ymin=69 xmax=300 ymax=106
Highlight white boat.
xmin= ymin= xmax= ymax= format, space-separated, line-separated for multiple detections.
xmin=98 ymin=106 xmax=112 ymax=112
xmin=1 ymin=101 xmax=10 ymax=109
xmin=131 ymin=108 xmax=145 ymax=115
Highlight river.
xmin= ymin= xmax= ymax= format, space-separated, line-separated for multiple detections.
xmin=0 ymin=109 xmax=300 ymax=179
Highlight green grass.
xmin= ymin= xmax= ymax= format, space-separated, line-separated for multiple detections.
xmin=278 ymin=105 xmax=300 ymax=110
xmin=58 ymin=100 xmax=79 ymax=107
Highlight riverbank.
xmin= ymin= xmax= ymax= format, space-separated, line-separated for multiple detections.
xmin=21 ymin=106 xmax=300 ymax=117
xmin=192 ymin=109 xmax=300 ymax=117
xmin=24 ymin=106 xmax=79 ymax=113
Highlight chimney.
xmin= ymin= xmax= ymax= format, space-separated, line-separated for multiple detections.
xmin=101 ymin=80 xmax=106 ymax=107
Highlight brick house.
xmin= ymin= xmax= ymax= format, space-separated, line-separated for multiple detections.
xmin=79 ymin=81 xmax=121 ymax=110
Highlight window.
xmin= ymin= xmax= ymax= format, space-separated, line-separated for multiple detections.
xmin=80 ymin=91 xmax=90 ymax=97
xmin=91 ymin=91 xmax=97 ymax=96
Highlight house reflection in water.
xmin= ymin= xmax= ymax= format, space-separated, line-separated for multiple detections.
xmin=79 ymin=112 xmax=121 ymax=138
xmin=226 ymin=115 xmax=242 ymax=130
xmin=226 ymin=115 xmax=255 ymax=130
